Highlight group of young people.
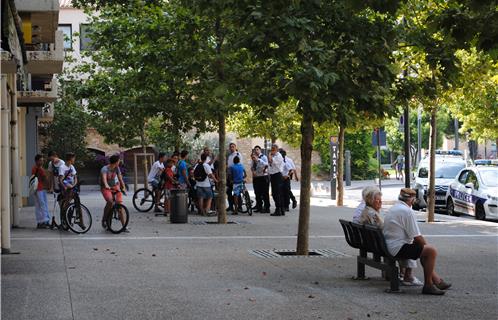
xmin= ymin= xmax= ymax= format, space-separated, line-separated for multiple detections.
xmin=145 ymin=142 xmax=300 ymax=217
xmin=31 ymin=151 xmax=78 ymax=229
xmin=353 ymin=186 xmax=452 ymax=295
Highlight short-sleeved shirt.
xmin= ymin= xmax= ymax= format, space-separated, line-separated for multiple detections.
xmin=227 ymin=151 xmax=242 ymax=168
xmin=100 ymin=165 xmax=121 ymax=188
xmin=252 ymin=158 xmax=267 ymax=177
xmin=177 ymin=159 xmax=188 ymax=184
xmin=230 ymin=163 xmax=245 ymax=184
xmin=31 ymin=166 xmax=46 ymax=191
xmin=48 ymin=159 xmax=65 ymax=190
xmin=59 ymin=164 xmax=77 ymax=187
xmin=148 ymin=161 xmax=164 ymax=182
xmin=164 ymin=167 xmax=175 ymax=190
xmin=282 ymin=157 xmax=296 ymax=177
xmin=383 ymin=201 xmax=421 ymax=256
xmin=195 ymin=162 xmax=213 ymax=188
xmin=268 ymin=152 xmax=284 ymax=175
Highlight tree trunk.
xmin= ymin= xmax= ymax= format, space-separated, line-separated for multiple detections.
xmin=336 ymin=125 xmax=345 ymax=206
xmin=427 ymin=107 xmax=437 ymax=222
xmin=296 ymin=104 xmax=314 ymax=255
xmin=217 ymin=113 xmax=227 ymax=224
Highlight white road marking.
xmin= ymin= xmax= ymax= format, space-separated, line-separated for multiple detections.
xmin=10 ymin=234 xmax=498 ymax=241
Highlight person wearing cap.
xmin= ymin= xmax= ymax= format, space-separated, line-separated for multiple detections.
xmin=383 ymin=188 xmax=452 ymax=295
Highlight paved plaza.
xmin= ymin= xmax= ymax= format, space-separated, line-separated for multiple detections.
xmin=2 ymin=182 xmax=497 ymax=320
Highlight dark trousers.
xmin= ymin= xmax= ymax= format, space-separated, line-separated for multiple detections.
xmin=282 ymin=177 xmax=296 ymax=209
xmin=253 ymin=176 xmax=270 ymax=210
xmin=226 ymin=180 xmax=233 ymax=209
xmin=270 ymin=172 xmax=283 ymax=212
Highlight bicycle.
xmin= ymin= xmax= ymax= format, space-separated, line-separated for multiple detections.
xmin=132 ymin=185 xmax=167 ymax=212
xmin=105 ymin=189 xmax=130 ymax=234
xmin=233 ymin=182 xmax=253 ymax=216
xmin=62 ymin=182 xmax=92 ymax=234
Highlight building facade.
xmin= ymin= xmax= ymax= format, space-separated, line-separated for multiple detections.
xmin=0 ymin=0 xmax=63 ymax=252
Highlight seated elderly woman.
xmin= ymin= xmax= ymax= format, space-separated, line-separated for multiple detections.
xmin=353 ymin=186 xmax=383 ymax=227
xmin=353 ymin=186 xmax=422 ymax=286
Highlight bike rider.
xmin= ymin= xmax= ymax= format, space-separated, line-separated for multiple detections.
xmin=230 ymin=156 xmax=246 ymax=215
xmin=148 ymin=152 xmax=167 ymax=212
xmin=58 ymin=152 xmax=78 ymax=213
xmin=100 ymin=154 xmax=127 ymax=231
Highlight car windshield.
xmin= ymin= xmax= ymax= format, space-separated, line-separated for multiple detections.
xmin=478 ymin=169 xmax=498 ymax=187
xmin=418 ymin=164 xmax=464 ymax=179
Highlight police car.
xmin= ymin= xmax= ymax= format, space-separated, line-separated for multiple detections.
xmin=412 ymin=151 xmax=468 ymax=211
xmin=446 ymin=166 xmax=498 ymax=220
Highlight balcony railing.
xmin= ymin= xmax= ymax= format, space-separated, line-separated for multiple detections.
xmin=0 ymin=50 xmax=18 ymax=74
xmin=25 ymin=30 xmax=64 ymax=74
xmin=17 ymin=78 xmax=57 ymax=104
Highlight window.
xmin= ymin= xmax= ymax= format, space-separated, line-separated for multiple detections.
xmin=458 ymin=171 xmax=468 ymax=184
xmin=58 ymin=24 xmax=72 ymax=50
xmin=79 ymin=24 xmax=93 ymax=51
xmin=466 ymin=171 xmax=479 ymax=190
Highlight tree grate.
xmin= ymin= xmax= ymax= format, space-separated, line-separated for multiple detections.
xmin=249 ymin=249 xmax=349 ymax=259
xmin=191 ymin=221 xmax=251 ymax=225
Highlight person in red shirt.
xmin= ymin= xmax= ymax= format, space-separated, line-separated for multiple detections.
xmin=162 ymin=158 xmax=178 ymax=216
xmin=32 ymin=154 xmax=51 ymax=229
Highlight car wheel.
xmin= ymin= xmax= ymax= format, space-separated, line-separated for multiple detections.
xmin=446 ymin=198 xmax=459 ymax=216
xmin=475 ymin=203 xmax=486 ymax=220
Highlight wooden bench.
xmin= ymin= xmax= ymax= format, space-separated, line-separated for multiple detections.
xmin=339 ymin=219 xmax=402 ymax=293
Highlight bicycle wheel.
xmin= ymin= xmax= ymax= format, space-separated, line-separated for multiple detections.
xmin=244 ymin=191 xmax=253 ymax=216
xmin=107 ymin=204 xmax=129 ymax=234
xmin=132 ymin=188 xmax=154 ymax=212
xmin=65 ymin=203 xmax=92 ymax=234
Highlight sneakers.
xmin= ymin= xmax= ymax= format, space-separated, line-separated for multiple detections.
xmin=154 ymin=207 xmax=162 ymax=213
xmin=101 ymin=219 xmax=108 ymax=229
xmin=435 ymin=279 xmax=452 ymax=291
xmin=422 ymin=284 xmax=445 ymax=295
xmin=123 ymin=227 xmax=130 ymax=233
xmin=36 ymin=222 xmax=51 ymax=229
xmin=401 ymin=277 xmax=424 ymax=286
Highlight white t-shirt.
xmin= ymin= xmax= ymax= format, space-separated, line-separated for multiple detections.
xmin=268 ymin=152 xmax=284 ymax=175
xmin=48 ymin=159 xmax=65 ymax=190
xmin=148 ymin=161 xmax=164 ymax=182
xmin=227 ymin=151 xmax=242 ymax=168
xmin=383 ymin=201 xmax=421 ymax=256
xmin=195 ymin=162 xmax=213 ymax=188
xmin=59 ymin=164 xmax=77 ymax=187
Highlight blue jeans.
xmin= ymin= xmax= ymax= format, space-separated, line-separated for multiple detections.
xmin=33 ymin=190 xmax=51 ymax=223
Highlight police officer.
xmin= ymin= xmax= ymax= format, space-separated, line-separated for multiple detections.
xmin=251 ymin=146 xmax=270 ymax=213
xmin=268 ymin=144 xmax=285 ymax=216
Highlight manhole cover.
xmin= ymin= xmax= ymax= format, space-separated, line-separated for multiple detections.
xmin=250 ymin=249 xmax=349 ymax=259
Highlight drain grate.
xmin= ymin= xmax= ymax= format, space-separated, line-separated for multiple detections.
xmin=191 ymin=221 xmax=251 ymax=225
xmin=250 ymin=248 xmax=349 ymax=259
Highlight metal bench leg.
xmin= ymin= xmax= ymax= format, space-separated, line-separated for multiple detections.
xmin=385 ymin=261 xmax=403 ymax=293
xmin=353 ymin=249 xmax=369 ymax=280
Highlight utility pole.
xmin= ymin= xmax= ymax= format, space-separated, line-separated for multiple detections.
xmin=454 ymin=118 xmax=459 ymax=150
xmin=403 ymin=105 xmax=410 ymax=188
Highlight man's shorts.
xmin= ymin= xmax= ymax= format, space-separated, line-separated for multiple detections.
xmin=197 ymin=186 xmax=213 ymax=199
xmin=232 ymin=183 xmax=244 ymax=196
xmin=101 ymin=186 xmax=123 ymax=204
xmin=149 ymin=179 xmax=160 ymax=190
xmin=395 ymin=242 xmax=424 ymax=260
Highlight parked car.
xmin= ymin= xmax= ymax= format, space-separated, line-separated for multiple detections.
xmin=412 ymin=155 xmax=467 ymax=211
xmin=446 ymin=166 xmax=498 ymax=220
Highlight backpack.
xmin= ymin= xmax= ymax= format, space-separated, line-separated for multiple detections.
xmin=29 ymin=174 xmax=38 ymax=195
xmin=193 ymin=163 xmax=207 ymax=181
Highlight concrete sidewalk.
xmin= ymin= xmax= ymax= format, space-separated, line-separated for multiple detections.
xmin=2 ymin=191 xmax=497 ymax=320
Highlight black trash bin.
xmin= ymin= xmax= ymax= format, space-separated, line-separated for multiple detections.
xmin=170 ymin=189 xmax=188 ymax=223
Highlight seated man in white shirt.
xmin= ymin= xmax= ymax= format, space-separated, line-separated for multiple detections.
xmin=383 ymin=188 xmax=451 ymax=295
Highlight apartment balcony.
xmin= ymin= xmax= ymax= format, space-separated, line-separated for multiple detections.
xmin=17 ymin=78 xmax=57 ymax=104
xmin=1 ymin=51 xmax=18 ymax=74
xmin=25 ymin=30 xmax=64 ymax=74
